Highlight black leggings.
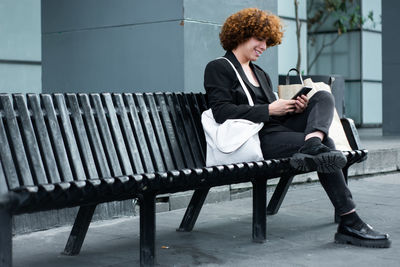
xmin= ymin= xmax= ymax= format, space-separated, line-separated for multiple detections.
xmin=260 ymin=91 xmax=355 ymax=214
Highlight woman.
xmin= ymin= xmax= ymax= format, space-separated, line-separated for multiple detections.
xmin=204 ymin=8 xmax=390 ymax=248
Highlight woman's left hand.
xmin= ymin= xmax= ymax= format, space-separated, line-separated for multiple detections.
xmin=294 ymin=95 xmax=308 ymax=113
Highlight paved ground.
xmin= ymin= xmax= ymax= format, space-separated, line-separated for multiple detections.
xmin=358 ymin=128 xmax=400 ymax=150
xmin=13 ymin=171 xmax=399 ymax=267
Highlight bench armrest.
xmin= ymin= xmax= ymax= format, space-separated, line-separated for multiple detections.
xmin=340 ymin=118 xmax=362 ymax=151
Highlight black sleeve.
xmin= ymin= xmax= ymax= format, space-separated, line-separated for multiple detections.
xmin=204 ymin=59 xmax=270 ymax=124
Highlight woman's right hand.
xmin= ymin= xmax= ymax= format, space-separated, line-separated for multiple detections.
xmin=268 ymin=99 xmax=296 ymax=116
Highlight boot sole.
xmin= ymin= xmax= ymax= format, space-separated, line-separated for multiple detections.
xmin=290 ymin=151 xmax=347 ymax=173
xmin=334 ymin=232 xmax=391 ymax=248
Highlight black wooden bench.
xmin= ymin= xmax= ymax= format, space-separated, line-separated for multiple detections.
xmin=0 ymin=92 xmax=367 ymax=266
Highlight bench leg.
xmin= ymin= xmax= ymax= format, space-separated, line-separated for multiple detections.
xmin=140 ymin=193 xmax=156 ymax=267
xmin=267 ymin=175 xmax=294 ymax=215
xmin=334 ymin=167 xmax=350 ymax=223
xmin=0 ymin=209 xmax=12 ymax=267
xmin=177 ymin=188 xmax=210 ymax=232
xmin=63 ymin=204 xmax=96 ymax=255
xmin=252 ymin=178 xmax=266 ymax=243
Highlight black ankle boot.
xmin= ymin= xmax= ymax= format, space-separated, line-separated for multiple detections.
xmin=289 ymin=138 xmax=347 ymax=173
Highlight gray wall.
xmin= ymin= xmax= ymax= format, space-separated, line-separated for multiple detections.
xmin=42 ymin=0 xmax=278 ymax=93
xmin=0 ymin=0 xmax=41 ymax=93
xmin=42 ymin=0 xmax=184 ymax=93
xmin=382 ymin=1 xmax=400 ymax=135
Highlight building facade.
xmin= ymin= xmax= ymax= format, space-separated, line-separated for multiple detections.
xmin=0 ymin=0 xmax=41 ymax=93
xmin=0 ymin=0 xmax=398 ymax=133
xmin=305 ymin=0 xmax=382 ymax=127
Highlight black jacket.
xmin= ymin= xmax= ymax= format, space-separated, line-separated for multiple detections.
xmin=204 ymin=51 xmax=277 ymax=124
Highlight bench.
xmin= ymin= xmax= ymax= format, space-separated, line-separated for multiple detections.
xmin=0 ymin=92 xmax=367 ymax=266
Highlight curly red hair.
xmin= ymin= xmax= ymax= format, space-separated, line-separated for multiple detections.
xmin=219 ymin=8 xmax=283 ymax=51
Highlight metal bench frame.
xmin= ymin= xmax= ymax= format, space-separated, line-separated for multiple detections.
xmin=0 ymin=92 xmax=366 ymax=266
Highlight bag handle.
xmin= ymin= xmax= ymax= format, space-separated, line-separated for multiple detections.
xmin=285 ymin=68 xmax=304 ymax=86
xmin=217 ymin=57 xmax=254 ymax=106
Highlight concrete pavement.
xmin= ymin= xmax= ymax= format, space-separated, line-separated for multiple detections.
xmin=13 ymin=172 xmax=400 ymax=267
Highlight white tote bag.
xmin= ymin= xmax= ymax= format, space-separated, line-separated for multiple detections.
xmin=202 ymin=57 xmax=264 ymax=166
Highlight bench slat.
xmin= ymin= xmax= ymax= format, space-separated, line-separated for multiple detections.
xmin=114 ymin=94 xmax=145 ymax=174
xmin=165 ymin=93 xmax=196 ymax=168
xmin=0 ymin=115 xmax=20 ymax=189
xmin=134 ymin=94 xmax=165 ymax=172
xmin=195 ymin=93 xmax=208 ymax=152
xmin=167 ymin=94 xmax=196 ymax=168
xmin=146 ymin=94 xmax=175 ymax=171
xmin=184 ymin=94 xmax=206 ymax=164
xmin=79 ymin=94 xmax=111 ymax=178
xmin=0 ymin=157 xmax=9 ymax=194
xmin=54 ymin=94 xmax=86 ymax=180
xmin=41 ymin=95 xmax=74 ymax=182
xmin=28 ymin=94 xmax=61 ymax=184
xmin=14 ymin=95 xmax=48 ymax=185
xmin=0 ymin=94 xmax=34 ymax=186
xmin=155 ymin=93 xmax=185 ymax=170
xmin=103 ymin=94 xmax=133 ymax=175
xmin=91 ymin=94 xmax=123 ymax=176
xmin=195 ymin=93 xmax=208 ymax=112
xmin=67 ymin=94 xmax=99 ymax=179
xmin=124 ymin=94 xmax=154 ymax=173
xmin=176 ymin=94 xmax=204 ymax=167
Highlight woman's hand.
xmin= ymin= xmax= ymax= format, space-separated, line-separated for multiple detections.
xmin=268 ymin=99 xmax=296 ymax=116
xmin=293 ymin=95 xmax=308 ymax=113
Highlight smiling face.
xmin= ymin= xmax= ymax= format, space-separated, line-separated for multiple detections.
xmin=234 ymin=37 xmax=267 ymax=63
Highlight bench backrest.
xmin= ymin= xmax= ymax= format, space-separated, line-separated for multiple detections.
xmin=0 ymin=93 xmax=207 ymax=191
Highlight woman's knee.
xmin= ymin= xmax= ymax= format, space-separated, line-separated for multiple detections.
xmin=312 ymin=90 xmax=335 ymax=106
